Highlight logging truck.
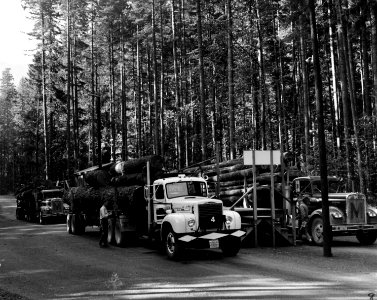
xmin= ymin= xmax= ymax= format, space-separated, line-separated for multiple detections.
xmin=66 ymin=158 xmax=245 ymax=259
xmin=16 ymin=187 xmax=69 ymax=224
xmin=292 ymin=176 xmax=377 ymax=246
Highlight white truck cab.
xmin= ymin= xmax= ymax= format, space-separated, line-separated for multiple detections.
xmin=151 ymin=175 xmax=245 ymax=259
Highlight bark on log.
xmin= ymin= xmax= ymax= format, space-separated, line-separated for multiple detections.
xmin=220 ymin=188 xmax=245 ymax=197
xmin=203 ymin=163 xmax=250 ymax=177
xmin=183 ymin=157 xmax=243 ymax=173
xmin=208 ymin=168 xmax=254 ymax=182
xmin=67 ymin=185 xmax=145 ymax=218
xmin=84 ymin=170 xmax=111 ymax=187
xmin=109 ymin=155 xmax=164 ymax=176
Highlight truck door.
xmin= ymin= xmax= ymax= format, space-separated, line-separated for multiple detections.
xmin=153 ymin=184 xmax=170 ymax=224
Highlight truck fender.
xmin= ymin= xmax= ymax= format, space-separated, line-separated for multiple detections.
xmin=162 ymin=213 xmax=196 ymax=234
xmin=223 ymin=210 xmax=242 ymax=230
xmin=310 ymin=206 xmax=343 ymax=222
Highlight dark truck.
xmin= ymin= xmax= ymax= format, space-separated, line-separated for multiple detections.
xmin=16 ymin=188 xmax=69 ymax=224
xmin=292 ymin=176 xmax=377 ymax=245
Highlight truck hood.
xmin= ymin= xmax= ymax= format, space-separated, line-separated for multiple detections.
xmin=171 ymin=197 xmax=222 ymax=211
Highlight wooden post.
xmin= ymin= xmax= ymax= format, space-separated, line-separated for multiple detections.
xmin=147 ymin=161 xmax=152 ymax=233
xmin=216 ymin=142 xmax=220 ymax=198
xmin=270 ymin=149 xmax=276 ymax=248
xmin=252 ymin=149 xmax=258 ymax=247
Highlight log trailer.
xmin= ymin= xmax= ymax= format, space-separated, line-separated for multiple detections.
xmin=66 ymin=161 xmax=245 ymax=260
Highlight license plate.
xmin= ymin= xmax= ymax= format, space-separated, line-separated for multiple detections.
xmin=209 ymin=239 xmax=219 ymax=248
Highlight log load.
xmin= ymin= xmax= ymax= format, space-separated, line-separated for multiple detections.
xmin=67 ymin=185 xmax=145 ymax=224
xmin=82 ymin=155 xmax=165 ymax=188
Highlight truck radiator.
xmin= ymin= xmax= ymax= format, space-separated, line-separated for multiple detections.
xmin=52 ymin=200 xmax=63 ymax=213
xmin=346 ymin=194 xmax=366 ymax=224
xmin=198 ymin=202 xmax=223 ymax=230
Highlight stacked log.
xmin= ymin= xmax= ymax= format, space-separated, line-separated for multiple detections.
xmin=188 ymin=158 xmax=283 ymax=206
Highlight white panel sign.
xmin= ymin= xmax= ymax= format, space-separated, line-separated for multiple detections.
xmin=243 ymin=150 xmax=281 ymax=165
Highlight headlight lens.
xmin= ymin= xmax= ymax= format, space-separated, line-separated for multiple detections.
xmin=226 ymin=215 xmax=233 ymax=224
xmin=368 ymin=210 xmax=377 ymax=217
xmin=331 ymin=211 xmax=342 ymax=219
xmin=187 ymin=218 xmax=195 ymax=227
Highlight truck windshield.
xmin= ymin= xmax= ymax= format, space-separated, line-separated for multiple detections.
xmin=312 ymin=179 xmax=344 ymax=193
xmin=166 ymin=181 xmax=207 ymax=199
xmin=42 ymin=191 xmax=63 ymax=199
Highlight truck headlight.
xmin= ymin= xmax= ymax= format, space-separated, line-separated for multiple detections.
xmin=368 ymin=210 xmax=377 ymax=217
xmin=187 ymin=218 xmax=195 ymax=227
xmin=331 ymin=212 xmax=342 ymax=219
xmin=226 ymin=215 xmax=233 ymax=225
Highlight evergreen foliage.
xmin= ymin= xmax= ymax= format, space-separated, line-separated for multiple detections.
xmin=1 ymin=0 xmax=376 ymax=194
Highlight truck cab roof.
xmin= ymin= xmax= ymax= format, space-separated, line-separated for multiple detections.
xmin=153 ymin=175 xmax=206 ymax=185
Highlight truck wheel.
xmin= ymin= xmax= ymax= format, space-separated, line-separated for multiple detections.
xmin=71 ymin=214 xmax=84 ymax=235
xmin=114 ymin=219 xmax=126 ymax=247
xmin=164 ymin=227 xmax=182 ymax=260
xmin=66 ymin=214 xmax=72 ymax=234
xmin=311 ymin=217 xmax=324 ymax=246
xmin=107 ymin=218 xmax=115 ymax=245
xmin=39 ymin=212 xmax=45 ymax=225
xmin=16 ymin=208 xmax=21 ymax=220
xmin=356 ymin=230 xmax=377 ymax=245
xmin=220 ymin=238 xmax=241 ymax=257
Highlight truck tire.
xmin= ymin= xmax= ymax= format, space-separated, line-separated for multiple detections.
xmin=356 ymin=230 xmax=377 ymax=245
xmin=311 ymin=217 xmax=324 ymax=246
xmin=71 ymin=214 xmax=85 ymax=235
xmin=16 ymin=208 xmax=22 ymax=220
xmin=66 ymin=214 xmax=72 ymax=234
xmin=39 ymin=212 xmax=45 ymax=225
xmin=107 ymin=218 xmax=115 ymax=245
xmin=220 ymin=238 xmax=241 ymax=257
xmin=26 ymin=212 xmax=32 ymax=223
xmin=164 ymin=227 xmax=182 ymax=260
xmin=114 ymin=218 xmax=126 ymax=247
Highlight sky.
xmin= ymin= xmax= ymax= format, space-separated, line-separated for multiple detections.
xmin=0 ymin=0 xmax=37 ymax=85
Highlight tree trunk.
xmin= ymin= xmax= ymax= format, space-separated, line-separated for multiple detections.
xmin=66 ymin=0 xmax=72 ymax=178
xmin=227 ymin=0 xmax=236 ymax=159
xmin=255 ymin=0 xmax=266 ymax=150
xmin=152 ymin=0 xmax=160 ymax=155
xmin=335 ymin=0 xmax=353 ymax=190
xmin=136 ymin=25 xmax=142 ymax=157
xmin=159 ymin=0 xmax=165 ymax=158
xmin=299 ymin=13 xmax=311 ymax=171
xmin=197 ymin=0 xmax=207 ymax=161
xmin=338 ymin=0 xmax=364 ymax=193
xmin=171 ymin=0 xmax=182 ymax=169
xmin=308 ymin=0 xmax=332 ymax=257
xmin=40 ymin=6 xmax=49 ymax=180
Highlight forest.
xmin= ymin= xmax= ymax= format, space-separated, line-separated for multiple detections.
xmin=0 ymin=0 xmax=376 ymax=194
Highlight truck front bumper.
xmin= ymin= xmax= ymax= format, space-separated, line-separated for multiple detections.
xmin=177 ymin=230 xmax=245 ymax=249
xmin=332 ymin=224 xmax=377 ymax=233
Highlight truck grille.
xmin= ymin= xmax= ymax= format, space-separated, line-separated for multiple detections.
xmin=346 ymin=194 xmax=366 ymax=224
xmin=198 ymin=202 xmax=223 ymax=230
xmin=52 ymin=200 xmax=63 ymax=214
